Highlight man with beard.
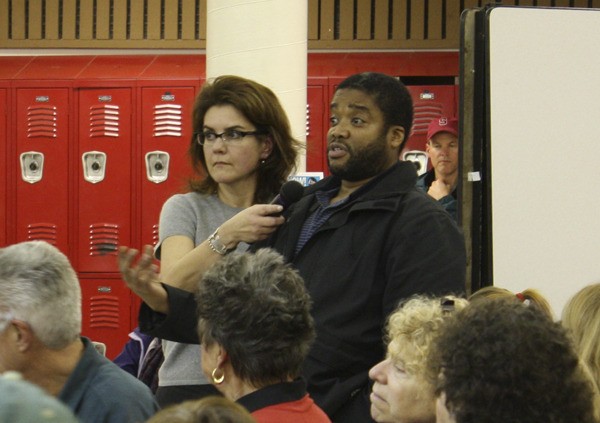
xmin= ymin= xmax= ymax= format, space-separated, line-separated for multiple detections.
xmin=122 ymin=72 xmax=466 ymax=422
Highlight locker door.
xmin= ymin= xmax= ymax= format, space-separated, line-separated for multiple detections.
xmin=15 ymin=88 xmax=70 ymax=255
xmin=80 ymin=277 xmax=133 ymax=360
xmin=77 ymin=88 xmax=132 ymax=272
xmin=139 ymin=86 xmax=196 ymax=249
xmin=405 ymin=85 xmax=458 ymax=155
xmin=0 ymin=88 xmax=6 ymax=247
xmin=306 ymin=80 xmax=327 ymax=174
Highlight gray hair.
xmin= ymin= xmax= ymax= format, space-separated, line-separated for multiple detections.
xmin=0 ymin=241 xmax=81 ymax=348
xmin=196 ymin=248 xmax=315 ymax=387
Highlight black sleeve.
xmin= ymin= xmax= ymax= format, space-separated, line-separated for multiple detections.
xmin=138 ymin=283 xmax=200 ymax=344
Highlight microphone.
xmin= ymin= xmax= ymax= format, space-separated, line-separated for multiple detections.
xmin=270 ymin=180 xmax=304 ymax=214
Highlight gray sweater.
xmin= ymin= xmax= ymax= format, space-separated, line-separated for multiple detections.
xmin=155 ymin=192 xmax=246 ymax=387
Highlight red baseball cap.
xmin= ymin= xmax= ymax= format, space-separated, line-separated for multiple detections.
xmin=426 ymin=117 xmax=459 ymax=141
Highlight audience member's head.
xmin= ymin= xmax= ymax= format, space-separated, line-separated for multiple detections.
xmin=469 ymin=285 xmax=553 ymax=318
xmin=369 ymin=295 xmax=468 ymax=423
xmin=0 ymin=372 xmax=79 ymax=423
xmin=147 ymin=395 xmax=256 ymax=423
xmin=562 ymin=283 xmax=600 ymax=393
xmin=431 ymin=298 xmax=597 ymax=423
xmin=0 ymin=241 xmax=157 ymax=421
xmin=0 ymin=240 xmax=81 ymax=358
xmin=189 ymin=75 xmax=302 ymax=203
xmin=196 ymin=248 xmax=315 ymax=400
xmin=335 ymin=72 xmax=413 ymax=152
xmin=425 ymin=117 xmax=459 ymax=180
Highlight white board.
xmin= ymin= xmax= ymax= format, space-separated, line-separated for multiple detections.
xmin=487 ymin=6 xmax=600 ymax=318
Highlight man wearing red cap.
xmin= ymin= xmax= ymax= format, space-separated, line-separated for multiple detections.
xmin=416 ymin=117 xmax=459 ymax=221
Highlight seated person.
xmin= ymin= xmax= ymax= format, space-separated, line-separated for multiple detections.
xmin=113 ymin=326 xmax=162 ymax=393
xmin=469 ymin=285 xmax=553 ymax=318
xmin=147 ymin=395 xmax=256 ymax=423
xmin=430 ymin=298 xmax=597 ymax=423
xmin=416 ymin=117 xmax=459 ymax=220
xmin=0 ymin=241 xmax=158 ymax=423
xmin=369 ymin=295 xmax=467 ymax=423
xmin=561 ymin=282 xmax=600 ymax=418
xmin=0 ymin=371 xmax=79 ymax=423
xmin=125 ymin=247 xmax=330 ymax=422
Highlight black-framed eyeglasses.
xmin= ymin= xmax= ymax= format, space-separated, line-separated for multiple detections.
xmin=196 ymin=129 xmax=264 ymax=146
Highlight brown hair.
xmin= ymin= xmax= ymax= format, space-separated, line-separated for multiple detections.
xmin=188 ymin=75 xmax=303 ymax=203
xmin=469 ymin=286 xmax=553 ymax=319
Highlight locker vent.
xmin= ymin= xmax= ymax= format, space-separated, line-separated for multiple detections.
xmin=27 ymin=106 xmax=58 ymax=138
xmin=89 ymin=295 xmax=120 ymax=329
xmin=27 ymin=223 xmax=58 ymax=244
xmin=305 ymin=104 xmax=311 ymax=137
xmin=412 ymin=102 xmax=444 ymax=136
xmin=152 ymin=224 xmax=159 ymax=245
xmin=88 ymin=223 xmax=119 ymax=256
xmin=153 ymin=104 xmax=183 ymax=137
xmin=89 ymin=105 xmax=120 ymax=138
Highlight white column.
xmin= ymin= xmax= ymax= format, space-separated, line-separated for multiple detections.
xmin=206 ymin=0 xmax=308 ymax=172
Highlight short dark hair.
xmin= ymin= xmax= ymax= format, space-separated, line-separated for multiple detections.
xmin=196 ymin=249 xmax=315 ymax=387
xmin=430 ymin=298 xmax=596 ymax=423
xmin=189 ymin=75 xmax=303 ymax=203
xmin=336 ymin=72 xmax=413 ymax=150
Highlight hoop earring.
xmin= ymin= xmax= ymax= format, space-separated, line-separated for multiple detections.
xmin=211 ymin=367 xmax=224 ymax=384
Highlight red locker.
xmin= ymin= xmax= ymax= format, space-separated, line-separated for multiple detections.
xmin=76 ymin=87 xmax=133 ymax=272
xmin=15 ymin=88 xmax=71 ymax=256
xmin=139 ymin=86 xmax=197 ymax=249
xmin=405 ymin=85 xmax=458 ymax=154
xmin=0 ymin=88 xmax=6 ymax=247
xmin=80 ymin=276 xmax=134 ymax=359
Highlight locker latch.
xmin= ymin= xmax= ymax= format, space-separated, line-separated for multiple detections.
xmin=402 ymin=150 xmax=429 ymax=176
xmin=20 ymin=151 xmax=44 ymax=184
xmin=82 ymin=151 xmax=107 ymax=184
xmin=145 ymin=151 xmax=170 ymax=184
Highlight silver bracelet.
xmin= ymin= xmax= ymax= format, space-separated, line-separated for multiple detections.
xmin=208 ymin=227 xmax=229 ymax=255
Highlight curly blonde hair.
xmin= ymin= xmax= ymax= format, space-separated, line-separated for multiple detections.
xmin=562 ymin=283 xmax=600 ymax=394
xmin=385 ymin=295 xmax=468 ymax=382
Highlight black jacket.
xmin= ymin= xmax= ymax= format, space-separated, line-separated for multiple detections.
xmin=140 ymin=161 xmax=466 ymax=421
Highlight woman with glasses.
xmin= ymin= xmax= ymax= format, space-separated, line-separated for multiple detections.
xmin=126 ymin=75 xmax=302 ymax=407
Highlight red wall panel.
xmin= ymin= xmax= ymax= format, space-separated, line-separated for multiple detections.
xmin=306 ymin=80 xmax=328 ymax=173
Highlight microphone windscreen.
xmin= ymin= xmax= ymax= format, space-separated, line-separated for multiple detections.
xmin=270 ymin=180 xmax=304 ymax=210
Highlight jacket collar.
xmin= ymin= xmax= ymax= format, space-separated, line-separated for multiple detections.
xmin=304 ymin=161 xmax=417 ymax=202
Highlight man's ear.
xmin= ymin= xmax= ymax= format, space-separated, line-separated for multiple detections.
xmin=389 ymin=126 xmax=405 ymax=150
xmin=11 ymin=320 xmax=35 ymax=352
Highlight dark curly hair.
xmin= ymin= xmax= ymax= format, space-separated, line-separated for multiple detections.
xmin=196 ymin=248 xmax=315 ymax=387
xmin=188 ymin=75 xmax=303 ymax=203
xmin=430 ymin=298 xmax=596 ymax=423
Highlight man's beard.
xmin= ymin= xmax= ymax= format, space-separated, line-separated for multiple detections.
xmin=328 ymin=132 xmax=391 ymax=182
